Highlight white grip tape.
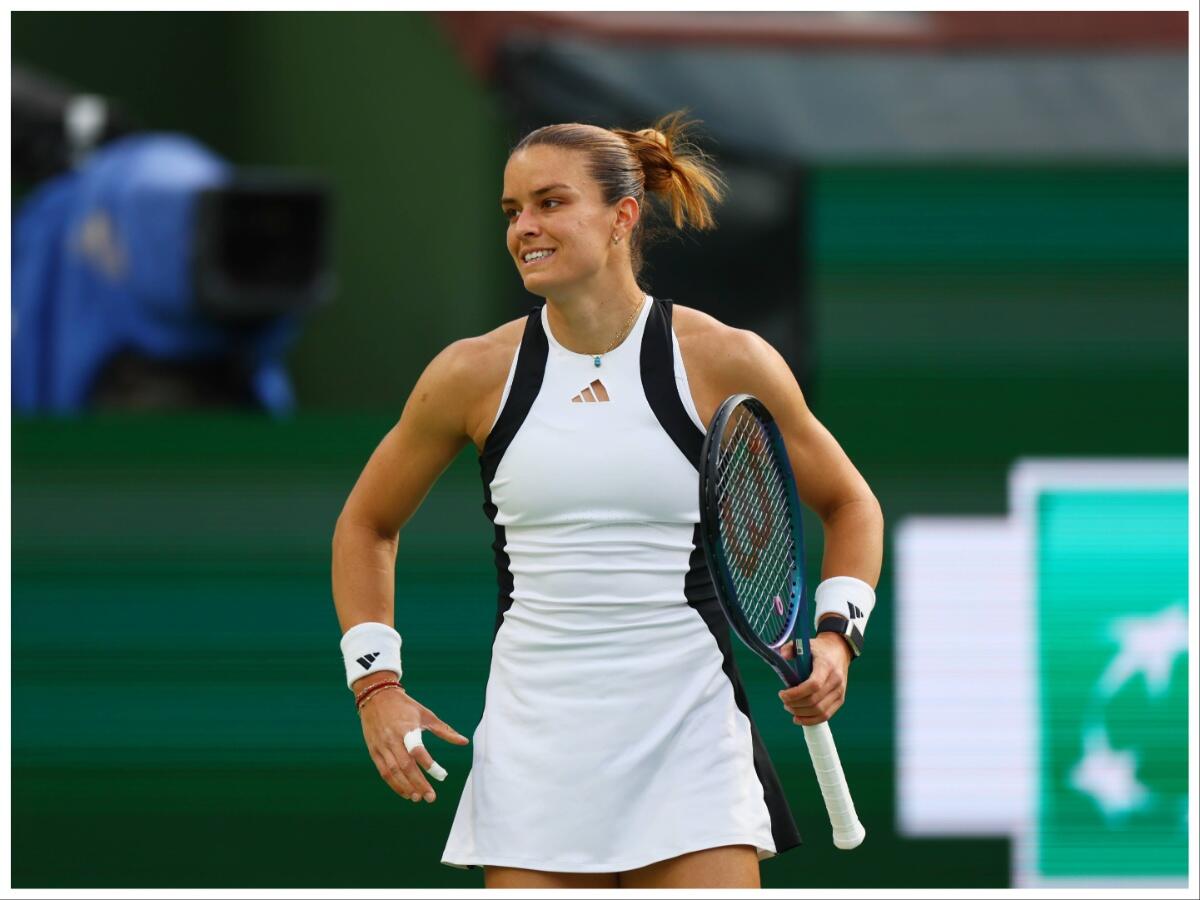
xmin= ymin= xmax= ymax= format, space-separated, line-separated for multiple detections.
xmin=340 ymin=622 xmax=402 ymax=689
xmin=813 ymin=576 xmax=876 ymax=635
xmin=404 ymin=729 xmax=447 ymax=782
xmin=802 ymin=721 xmax=866 ymax=850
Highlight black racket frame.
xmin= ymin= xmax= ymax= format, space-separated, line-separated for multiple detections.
xmin=699 ymin=393 xmax=812 ymax=688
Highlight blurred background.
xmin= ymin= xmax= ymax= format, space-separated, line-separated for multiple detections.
xmin=8 ymin=10 xmax=1190 ymax=889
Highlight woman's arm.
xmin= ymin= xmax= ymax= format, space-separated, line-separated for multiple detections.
xmin=331 ymin=337 xmax=490 ymax=804
xmin=332 ymin=339 xmax=476 ymax=635
xmin=705 ymin=326 xmax=884 ymax=587
xmin=698 ymin=323 xmax=884 ymax=725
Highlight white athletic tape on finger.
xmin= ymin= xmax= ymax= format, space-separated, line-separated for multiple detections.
xmin=404 ymin=729 xmax=447 ymax=782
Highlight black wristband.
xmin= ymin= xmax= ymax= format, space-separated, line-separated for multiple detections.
xmin=816 ymin=614 xmax=864 ymax=659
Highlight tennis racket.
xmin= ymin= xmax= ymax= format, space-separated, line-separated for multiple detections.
xmin=698 ymin=393 xmax=866 ymax=850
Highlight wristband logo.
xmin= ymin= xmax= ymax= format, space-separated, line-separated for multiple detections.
xmin=356 ymin=651 xmax=381 ymax=670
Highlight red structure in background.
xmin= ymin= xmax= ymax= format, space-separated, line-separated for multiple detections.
xmin=437 ymin=11 xmax=1188 ymax=81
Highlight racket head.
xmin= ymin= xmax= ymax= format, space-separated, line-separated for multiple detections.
xmin=699 ymin=393 xmax=811 ymax=687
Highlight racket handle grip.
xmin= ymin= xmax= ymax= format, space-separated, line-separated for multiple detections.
xmin=801 ymin=721 xmax=866 ymax=850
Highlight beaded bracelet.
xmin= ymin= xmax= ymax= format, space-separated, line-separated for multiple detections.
xmin=355 ymin=679 xmax=402 ymax=712
xmin=356 ymin=683 xmax=402 ymax=714
xmin=356 ymin=685 xmax=404 ymax=716
xmin=355 ymin=681 xmax=403 ymax=710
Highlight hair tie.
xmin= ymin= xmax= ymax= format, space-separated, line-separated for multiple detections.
xmin=635 ymin=128 xmax=669 ymax=151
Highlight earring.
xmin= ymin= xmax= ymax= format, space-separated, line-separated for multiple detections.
xmin=612 ymin=234 xmax=620 ymax=245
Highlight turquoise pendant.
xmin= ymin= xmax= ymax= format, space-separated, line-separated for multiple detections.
xmin=593 ymin=355 xmax=602 ymax=367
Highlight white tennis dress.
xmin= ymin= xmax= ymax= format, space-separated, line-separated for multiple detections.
xmin=441 ymin=295 xmax=800 ymax=872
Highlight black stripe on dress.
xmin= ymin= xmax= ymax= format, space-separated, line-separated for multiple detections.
xmin=686 ymin=525 xmax=803 ymax=853
xmin=640 ymin=299 xmax=704 ymax=468
xmin=479 ymin=305 xmax=548 ymax=637
xmin=640 ymin=297 xmax=803 ymax=854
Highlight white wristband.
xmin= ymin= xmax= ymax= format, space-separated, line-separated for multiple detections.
xmin=340 ymin=622 xmax=402 ymax=690
xmin=814 ymin=576 xmax=876 ymax=636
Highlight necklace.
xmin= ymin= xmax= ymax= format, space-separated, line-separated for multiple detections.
xmin=592 ymin=299 xmax=643 ymax=368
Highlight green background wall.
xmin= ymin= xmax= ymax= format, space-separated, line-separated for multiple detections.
xmin=10 ymin=10 xmax=1189 ymax=889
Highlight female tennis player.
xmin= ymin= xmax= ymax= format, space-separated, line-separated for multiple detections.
xmin=331 ymin=110 xmax=884 ymax=889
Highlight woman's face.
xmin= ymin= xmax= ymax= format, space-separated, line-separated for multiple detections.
xmin=501 ymin=145 xmax=620 ymax=296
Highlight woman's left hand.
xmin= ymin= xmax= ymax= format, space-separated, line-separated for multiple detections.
xmin=777 ymin=633 xmax=852 ymax=725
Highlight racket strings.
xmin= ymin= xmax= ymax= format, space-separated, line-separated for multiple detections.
xmin=716 ymin=456 xmax=794 ymax=640
xmin=714 ymin=407 xmax=798 ymax=646
xmin=718 ymin=459 xmax=793 ymax=635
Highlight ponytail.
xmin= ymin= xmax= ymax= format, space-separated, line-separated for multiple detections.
xmin=613 ymin=110 xmax=725 ymax=232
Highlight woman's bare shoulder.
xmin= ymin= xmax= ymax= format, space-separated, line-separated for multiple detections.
xmin=448 ymin=315 xmax=527 ymax=382
xmin=671 ymin=303 xmax=776 ymax=426
xmin=672 ymin=303 xmax=755 ymax=361
xmin=440 ymin=315 xmax=529 ymax=452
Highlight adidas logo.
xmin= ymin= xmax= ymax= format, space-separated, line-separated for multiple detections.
xmin=848 ymin=603 xmax=864 ymax=620
xmin=570 ymin=379 xmax=610 ymax=403
xmin=356 ymin=651 xmax=381 ymax=670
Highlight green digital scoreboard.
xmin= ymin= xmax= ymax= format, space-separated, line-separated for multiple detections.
xmin=897 ymin=460 xmax=1189 ymax=887
xmin=1037 ymin=488 xmax=1188 ymax=881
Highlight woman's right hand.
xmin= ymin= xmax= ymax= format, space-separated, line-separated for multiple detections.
xmin=356 ymin=680 xmax=470 ymax=804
